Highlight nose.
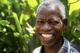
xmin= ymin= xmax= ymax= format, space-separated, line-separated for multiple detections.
xmin=41 ymin=22 xmax=51 ymax=32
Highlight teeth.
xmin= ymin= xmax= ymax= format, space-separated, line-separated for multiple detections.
xmin=42 ymin=34 xmax=53 ymax=38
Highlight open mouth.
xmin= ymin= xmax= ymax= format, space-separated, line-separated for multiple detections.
xmin=38 ymin=31 xmax=57 ymax=39
xmin=39 ymin=33 xmax=56 ymax=39
xmin=42 ymin=34 xmax=53 ymax=38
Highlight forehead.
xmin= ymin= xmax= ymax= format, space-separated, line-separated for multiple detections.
xmin=36 ymin=6 xmax=61 ymax=19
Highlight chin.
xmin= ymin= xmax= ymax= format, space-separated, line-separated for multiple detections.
xmin=41 ymin=41 xmax=55 ymax=47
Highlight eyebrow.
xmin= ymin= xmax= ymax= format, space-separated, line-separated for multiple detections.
xmin=47 ymin=15 xmax=56 ymax=20
xmin=37 ymin=15 xmax=45 ymax=20
xmin=37 ymin=18 xmax=45 ymax=21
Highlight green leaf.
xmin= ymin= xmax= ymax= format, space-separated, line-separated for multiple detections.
xmin=0 ymin=25 xmax=3 ymax=32
xmin=23 ymin=6 xmax=34 ymax=15
xmin=12 ymin=0 xmax=21 ymax=13
xmin=27 ymin=0 xmax=38 ymax=7
xmin=20 ymin=13 xmax=30 ymax=25
xmin=13 ymin=12 xmax=22 ymax=34
xmin=14 ymin=32 xmax=20 ymax=37
xmin=0 ymin=20 xmax=10 ymax=26
xmin=29 ymin=34 xmax=33 ymax=37
xmin=69 ymin=0 xmax=80 ymax=19
xmin=20 ymin=7 xmax=34 ymax=25
xmin=24 ymin=34 xmax=29 ymax=38
xmin=7 ymin=25 xmax=15 ymax=31
xmin=71 ymin=26 xmax=80 ymax=38
xmin=36 ymin=0 xmax=41 ymax=4
xmin=0 ymin=0 xmax=10 ymax=5
xmin=5 ymin=9 xmax=10 ymax=15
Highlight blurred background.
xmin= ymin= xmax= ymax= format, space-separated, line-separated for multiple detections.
xmin=0 ymin=0 xmax=80 ymax=53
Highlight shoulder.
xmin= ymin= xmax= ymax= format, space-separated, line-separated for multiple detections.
xmin=32 ymin=46 xmax=41 ymax=53
xmin=70 ymin=43 xmax=80 ymax=52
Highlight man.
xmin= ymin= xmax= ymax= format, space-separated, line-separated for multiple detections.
xmin=33 ymin=0 xmax=80 ymax=53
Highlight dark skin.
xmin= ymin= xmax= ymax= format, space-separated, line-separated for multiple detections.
xmin=35 ymin=6 xmax=67 ymax=53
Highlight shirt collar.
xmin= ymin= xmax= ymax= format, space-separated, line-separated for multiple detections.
xmin=58 ymin=37 xmax=70 ymax=53
xmin=40 ymin=37 xmax=70 ymax=53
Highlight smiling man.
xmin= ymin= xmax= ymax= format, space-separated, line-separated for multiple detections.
xmin=32 ymin=0 xmax=80 ymax=53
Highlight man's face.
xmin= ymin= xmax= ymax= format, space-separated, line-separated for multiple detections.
xmin=35 ymin=6 xmax=64 ymax=46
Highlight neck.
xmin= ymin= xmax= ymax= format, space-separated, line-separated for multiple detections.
xmin=44 ymin=36 xmax=63 ymax=53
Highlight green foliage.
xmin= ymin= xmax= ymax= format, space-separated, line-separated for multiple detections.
xmin=0 ymin=0 xmax=40 ymax=53
xmin=63 ymin=0 xmax=80 ymax=45
xmin=0 ymin=20 xmax=10 ymax=26
xmin=69 ymin=0 xmax=80 ymax=38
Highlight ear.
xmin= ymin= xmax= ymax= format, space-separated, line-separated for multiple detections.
xmin=62 ymin=18 xmax=67 ymax=30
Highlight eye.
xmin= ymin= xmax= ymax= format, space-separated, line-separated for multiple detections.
xmin=37 ymin=21 xmax=44 ymax=25
xmin=50 ymin=21 xmax=59 ymax=25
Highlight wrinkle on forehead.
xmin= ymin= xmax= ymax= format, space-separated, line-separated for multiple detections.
xmin=36 ymin=6 xmax=62 ymax=21
xmin=36 ymin=7 xmax=46 ymax=20
xmin=46 ymin=6 xmax=60 ymax=16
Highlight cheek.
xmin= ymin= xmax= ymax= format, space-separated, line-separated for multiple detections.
xmin=35 ymin=25 xmax=41 ymax=35
xmin=35 ymin=25 xmax=39 ymax=30
xmin=35 ymin=24 xmax=42 ymax=30
xmin=53 ymin=24 xmax=63 ymax=33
